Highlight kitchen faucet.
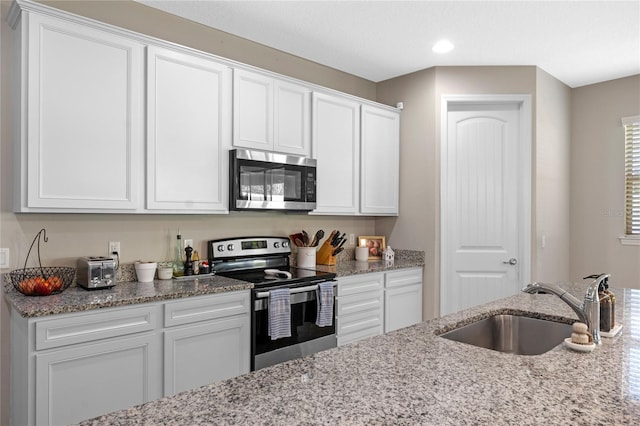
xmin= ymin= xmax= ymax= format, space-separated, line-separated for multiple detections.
xmin=521 ymin=273 xmax=610 ymax=345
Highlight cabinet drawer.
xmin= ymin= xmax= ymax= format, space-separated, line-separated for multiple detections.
xmin=35 ymin=304 xmax=158 ymax=351
xmin=337 ymin=273 xmax=383 ymax=297
xmin=337 ymin=308 xmax=382 ymax=336
xmin=385 ymin=268 xmax=422 ymax=289
xmin=164 ymin=291 xmax=250 ymax=327
xmin=337 ymin=326 xmax=382 ymax=347
xmin=337 ymin=290 xmax=383 ymax=317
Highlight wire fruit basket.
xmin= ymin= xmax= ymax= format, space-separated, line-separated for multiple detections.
xmin=9 ymin=229 xmax=75 ymax=296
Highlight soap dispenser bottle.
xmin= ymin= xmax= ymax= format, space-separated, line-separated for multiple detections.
xmin=585 ymin=273 xmax=614 ymax=332
xmin=603 ymin=277 xmax=616 ymax=329
xmin=598 ymin=282 xmax=612 ymax=332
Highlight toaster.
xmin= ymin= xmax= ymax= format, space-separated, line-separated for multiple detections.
xmin=77 ymin=256 xmax=117 ymax=289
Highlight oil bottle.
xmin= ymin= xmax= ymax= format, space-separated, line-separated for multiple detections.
xmin=173 ymin=229 xmax=185 ymax=277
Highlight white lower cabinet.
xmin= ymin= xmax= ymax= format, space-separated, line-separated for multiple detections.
xmin=336 ymin=273 xmax=384 ymax=346
xmin=384 ymin=268 xmax=423 ymax=333
xmin=163 ymin=292 xmax=250 ymax=396
xmin=10 ymin=291 xmax=250 ymax=426
xmin=336 ymin=268 xmax=424 ymax=346
xmin=35 ymin=333 xmax=162 ymax=426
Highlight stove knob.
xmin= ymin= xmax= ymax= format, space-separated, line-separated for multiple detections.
xmin=217 ymin=245 xmax=225 ymax=252
xmin=227 ymin=244 xmax=234 ymax=251
xmin=282 ymin=241 xmax=289 ymax=248
xmin=274 ymin=242 xmax=280 ymax=248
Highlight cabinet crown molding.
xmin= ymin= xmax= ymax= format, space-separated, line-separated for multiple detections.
xmin=8 ymin=0 xmax=398 ymax=112
xmin=7 ymin=0 xmax=23 ymax=29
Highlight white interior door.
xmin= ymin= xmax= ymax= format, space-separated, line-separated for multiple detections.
xmin=441 ymin=96 xmax=531 ymax=316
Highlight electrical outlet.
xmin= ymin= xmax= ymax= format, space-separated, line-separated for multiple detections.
xmin=184 ymin=239 xmax=193 ymax=249
xmin=349 ymin=234 xmax=355 ymax=245
xmin=108 ymin=242 xmax=121 ymax=260
xmin=0 ymin=248 xmax=9 ymax=269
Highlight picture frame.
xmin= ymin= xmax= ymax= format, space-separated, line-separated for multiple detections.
xmin=357 ymin=236 xmax=386 ymax=260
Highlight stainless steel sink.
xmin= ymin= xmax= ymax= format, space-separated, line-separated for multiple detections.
xmin=439 ymin=314 xmax=572 ymax=355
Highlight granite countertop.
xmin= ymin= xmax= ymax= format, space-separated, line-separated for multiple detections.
xmin=76 ymin=283 xmax=640 ymax=425
xmin=4 ymin=249 xmax=425 ymax=318
xmin=313 ymin=248 xmax=425 ymax=277
xmin=4 ymin=275 xmax=253 ymax=318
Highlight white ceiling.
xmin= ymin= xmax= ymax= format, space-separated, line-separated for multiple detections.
xmin=135 ymin=0 xmax=640 ymax=88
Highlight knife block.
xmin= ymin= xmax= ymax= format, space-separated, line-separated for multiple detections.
xmin=316 ymin=240 xmax=337 ymax=266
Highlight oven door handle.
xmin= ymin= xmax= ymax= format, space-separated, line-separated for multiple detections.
xmin=255 ymin=281 xmax=336 ymax=299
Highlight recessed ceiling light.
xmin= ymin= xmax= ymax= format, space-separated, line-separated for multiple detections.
xmin=432 ymin=39 xmax=455 ymax=53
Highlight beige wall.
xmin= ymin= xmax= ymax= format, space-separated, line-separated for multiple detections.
xmin=376 ymin=68 xmax=437 ymax=319
xmin=570 ymin=75 xmax=640 ymax=287
xmin=535 ymin=69 xmax=571 ymax=282
xmin=377 ymin=66 xmax=544 ymax=319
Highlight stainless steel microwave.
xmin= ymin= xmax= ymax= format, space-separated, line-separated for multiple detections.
xmin=229 ymin=149 xmax=317 ymax=211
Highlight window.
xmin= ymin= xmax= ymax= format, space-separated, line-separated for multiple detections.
xmin=623 ymin=116 xmax=640 ymax=241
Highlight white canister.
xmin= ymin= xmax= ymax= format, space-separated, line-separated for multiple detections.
xmin=355 ymin=246 xmax=369 ymax=261
xmin=135 ymin=262 xmax=157 ymax=282
xmin=297 ymin=247 xmax=316 ymax=268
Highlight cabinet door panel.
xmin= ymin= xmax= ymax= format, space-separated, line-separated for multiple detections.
xmin=147 ymin=46 xmax=231 ymax=211
xmin=164 ymin=316 xmax=250 ymax=396
xmin=35 ymin=333 xmax=161 ymax=426
xmin=274 ymin=81 xmax=311 ymax=156
xmin=233 ymin=69 xmax=273 ymax=150
xmin=25 ymin=13 xmax=143 ymax=210
xmin=361 ymin=105 xmax=400 ymax=215
xmin=384 ymin=284 xmax=423 ymax=333
xmin=311 ymin=92 xmax=360 ymax=214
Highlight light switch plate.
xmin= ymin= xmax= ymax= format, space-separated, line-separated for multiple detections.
xmin=0 ymin=248 xmax=10 ymax=269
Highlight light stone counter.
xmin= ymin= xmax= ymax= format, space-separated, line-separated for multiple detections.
xmin=4 ymin=275 xmax=252 ymax=318
xmin=4 ymin=249 xmax=424 ymax=318
xmin=75 ymin=284 xmax=640 ymax=425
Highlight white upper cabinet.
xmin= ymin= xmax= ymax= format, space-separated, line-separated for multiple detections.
xmin=146 ymin=45 xmax=231 ymax=212
xmin=9 ymin=3 xmax=398 ymax=216
xmin=233 ymin=69 xmax=311 ymax=156
xmin=233 ymin=69 xmax=273 ymax=151
xmin=274 ymin=80 xmax=311 ymax=156
xmin=360 ymin=105 xmax=400 ymax=216
xmin=312 ymin=92 xmax=361 ymax=215
xmin=15 ymin=12 xmax=144 ymax=212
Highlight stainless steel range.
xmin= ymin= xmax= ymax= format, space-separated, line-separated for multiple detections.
xmin=208 ymin=236 xmax=337 ymax=371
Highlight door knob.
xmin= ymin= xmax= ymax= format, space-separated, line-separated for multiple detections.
xmin=503 ymin=258 xmax=518 ymax=265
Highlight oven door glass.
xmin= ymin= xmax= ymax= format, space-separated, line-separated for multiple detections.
xmin=253 ymin=287 xmax=335 ymax=366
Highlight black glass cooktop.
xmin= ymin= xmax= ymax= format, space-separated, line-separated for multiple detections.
xmin=218 ymin=266 xmax=335 ymax=288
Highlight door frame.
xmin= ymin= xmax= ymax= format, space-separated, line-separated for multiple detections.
xmin=439 ymin=94 xmax=532 ymax=315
